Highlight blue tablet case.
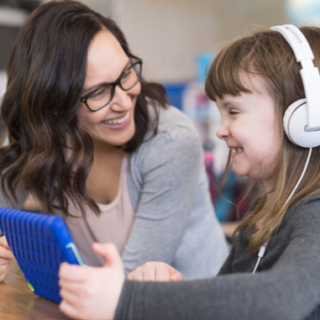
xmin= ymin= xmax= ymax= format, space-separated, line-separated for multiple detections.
xmin=0 ymin=207 xmax=84 ymax=304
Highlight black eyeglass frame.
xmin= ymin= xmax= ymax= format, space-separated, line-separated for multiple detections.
xmin=80 ymin=55 xmax=142 ymax=112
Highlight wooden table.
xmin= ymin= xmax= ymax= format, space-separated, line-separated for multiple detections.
xmin=0 ymin=260 xmax=71 ymax=320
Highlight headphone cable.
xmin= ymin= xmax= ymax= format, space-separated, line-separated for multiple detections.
xmin=252 ymin=147 xmax=313 ymax=274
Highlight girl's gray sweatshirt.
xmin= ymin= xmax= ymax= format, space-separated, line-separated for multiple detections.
xmin=115 ymin=194 xmax=320 ymax=320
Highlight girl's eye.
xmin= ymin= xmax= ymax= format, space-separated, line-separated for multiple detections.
xmin=229 ymin=110 xmax=239 ymax=115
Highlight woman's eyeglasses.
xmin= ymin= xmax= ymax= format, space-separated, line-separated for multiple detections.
xmin=80 ymin=55 xmax=142 ymax=112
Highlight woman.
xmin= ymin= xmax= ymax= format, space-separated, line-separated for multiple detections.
xmin=0 ymin=0 xmax=228 ymax=280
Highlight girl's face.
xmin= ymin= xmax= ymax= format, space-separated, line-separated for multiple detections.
xmin=76 ymin=29 xmax=141 ymax=148
xmin=216 ymin=73 xmax=282 ymax=192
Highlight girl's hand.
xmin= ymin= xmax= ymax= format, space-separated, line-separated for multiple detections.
xmin=127 ymin=261 xmax=184 ymax=282
xmin=0 ymin=236 xmax=15 ymax=282
xmin=59 ymin=243 xmax=125 ymax=320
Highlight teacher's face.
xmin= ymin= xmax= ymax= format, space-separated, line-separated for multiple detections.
xmin=77 ymin=29 xmax=141 ymax=148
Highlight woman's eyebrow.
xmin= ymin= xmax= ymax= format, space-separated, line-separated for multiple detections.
xmin=82 ymin=59 xmax=131 ymax=94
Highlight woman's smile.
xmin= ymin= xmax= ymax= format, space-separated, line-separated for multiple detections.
xmin=101 ymin=111 xmax=131 ymax=130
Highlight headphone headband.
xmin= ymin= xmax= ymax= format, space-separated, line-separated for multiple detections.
xmin=270 ymin=25 xmax=314 ymax=62
xmin=271 ymin=25 xmax=320 ymax=131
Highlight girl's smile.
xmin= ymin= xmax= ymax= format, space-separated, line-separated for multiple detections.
xmin=230 ymin=147 xmax=243 ymax=157
xmin=216 ymin=72 xmax=282 ymax=192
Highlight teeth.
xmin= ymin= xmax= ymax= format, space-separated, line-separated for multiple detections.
xmin=104 ymin=112 xmax=129 ymax=125
xmin=231 ymin=148 xmax=242 ymax=154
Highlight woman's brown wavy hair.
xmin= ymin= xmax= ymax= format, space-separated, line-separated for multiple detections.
xmin=205 ymin=26 xmax=320 ymax=254
xmin=0 ymin=0 xmax=167 ymax=217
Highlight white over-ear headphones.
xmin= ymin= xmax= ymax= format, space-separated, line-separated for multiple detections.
xmin=271 ymin=25 xmax=320 ymax=148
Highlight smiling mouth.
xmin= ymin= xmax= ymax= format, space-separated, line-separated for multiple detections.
xmin=231 ymin=148 xmax=243 ymax=154
xmin=102 ymin=112 xmax=129 ymax=125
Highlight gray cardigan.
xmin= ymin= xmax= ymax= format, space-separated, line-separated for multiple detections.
xmin=0 ymin=105 xmax=228 ymax=279
xmin=115 ymin=194 xmax=320 ymax=320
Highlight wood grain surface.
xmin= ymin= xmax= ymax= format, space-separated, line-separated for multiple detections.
xmin=0 ymin=259 xmax=72 ymax=320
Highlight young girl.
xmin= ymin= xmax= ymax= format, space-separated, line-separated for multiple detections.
xmin=58 ymin=25 xmax=320 ymax=320
xmin=0 ymin=0 xmax=228 ymax=282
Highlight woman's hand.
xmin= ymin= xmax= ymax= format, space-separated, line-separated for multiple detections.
xmin=127 ymin=262 xmax=184 ymax=282
xmin=0 ymin=236 xmax=15 ymax=282
xmin=59 ymin=243 xmax=125 ymax=320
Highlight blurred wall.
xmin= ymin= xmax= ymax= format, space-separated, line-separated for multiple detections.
xmin=81 ymin=0 xmax=217 ymax=82
xmin=211 ymin=0 xmax=288 ymax=43
xmin=78 ymin=0 xmax=288 ymax=82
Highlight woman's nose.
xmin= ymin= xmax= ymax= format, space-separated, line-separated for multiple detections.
xmin=111 ymin=85 xmax=133 ymax=111
xmin=216 ymin=123 xmax=229 ymax=140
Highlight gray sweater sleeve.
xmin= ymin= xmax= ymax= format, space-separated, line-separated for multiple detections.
xmin=121 ymin=126 xmax=202 ymax=274
xmin=115 ymin=200 xmax=320 ymax=320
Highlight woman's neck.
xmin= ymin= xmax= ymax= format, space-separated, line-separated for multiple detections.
xmin=93 ymin=139 xmax=124 ymax=157
xmin=86 ymin=140 xmax=125 ymax=205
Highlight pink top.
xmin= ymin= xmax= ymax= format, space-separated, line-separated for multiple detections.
xmin=65 ymin=156 xmax=135 ymax=266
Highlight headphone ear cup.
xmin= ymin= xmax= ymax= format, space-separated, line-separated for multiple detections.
xmin=283 ymin=98 xmax=320 ymax=148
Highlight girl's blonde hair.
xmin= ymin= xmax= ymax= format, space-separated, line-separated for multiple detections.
xmin=205 ymin=26 xmax=320 ymax=254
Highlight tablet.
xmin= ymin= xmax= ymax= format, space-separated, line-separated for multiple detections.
xmin=0 ymin=207 xmax=84 ymax=304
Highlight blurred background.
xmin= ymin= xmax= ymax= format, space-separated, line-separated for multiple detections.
xmin=0 ymin=0 xmax=317 ymax=223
